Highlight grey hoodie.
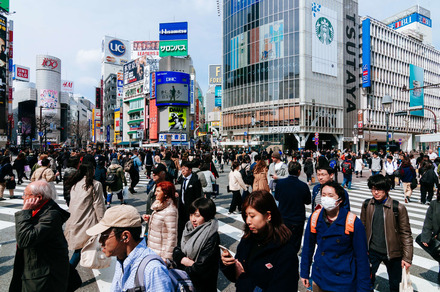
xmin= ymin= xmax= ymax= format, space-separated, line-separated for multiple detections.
xmin=371 ymin=157 xmax=382 ymax=172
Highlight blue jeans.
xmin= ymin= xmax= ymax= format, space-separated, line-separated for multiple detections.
xmin=371 ymin=171 xmax=380 ymax=176
xmin=342 ymin=174 xmax=352 ymax=189
xmin=70 ymin=249 xmax=81 ymax=268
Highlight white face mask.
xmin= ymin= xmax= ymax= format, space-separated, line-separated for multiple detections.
xmin=321 ymin=196 xmax=340 ymax=211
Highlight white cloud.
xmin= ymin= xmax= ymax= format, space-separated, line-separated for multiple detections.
xmin=75 ymin=49 xmax=101 ymax=71
xmin=77 ymin=76 xmax=99 ymax=88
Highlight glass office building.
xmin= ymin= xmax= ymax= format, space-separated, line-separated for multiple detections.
xmin=222 ymin=0 xmax=360 ymax=150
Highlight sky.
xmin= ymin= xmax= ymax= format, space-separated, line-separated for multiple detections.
xmin=8 ymin=0 xmax=438 ymax=103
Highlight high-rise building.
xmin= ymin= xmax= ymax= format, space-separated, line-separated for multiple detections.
xmin=221 ymin=0 xmax=360 ymax=150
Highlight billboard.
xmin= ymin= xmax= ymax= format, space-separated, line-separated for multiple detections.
xmin=114 ymin=108 xmax=121 ymax=131
xmin=209 ymin=65 xmax=222 ymax=86
xmin=149 ymin=99 xmax=158 ymax=140
xmin=117 ymin=72 xmax=123 ymax=99
xmin=0 ymin=0 xmax=9 ymax=13
xmin=131 ymin=41 xmax=160 ymax=59
xmin=168 ymin=107 xmax=187 ymax=130
xmin=259 ymin=20 xmax=284 ymax=61
xmin=190 ymin=74 xmax=194 ymax=114
xmin=409 ymin=64 xmax=424 ymax=117
xmin=155 ymin=71 xmax=190 ymax=106
xmin=144 ymin=64 xmax=151 ymax=94
xmin=388 ymin=13 xmax=432 ymax=30
xmin=215 ymin=85 xmax=222 ymax=107
xmin=102 ymin=36 xmax=130 ymax=65
xmin=13 ymin=65 xmax=30 ymax=82
xmin=311 ymin=3 xmax=338 ymax=77
xmin=362 ymin=18 xmax=371 ymax=88
xmin=37 ymin=55 xmax=61 ymax=74
xmin=61 ymin=80 xmax=74 ymax=93
xmin=159 ymin=40 xmax=188 ymax=57
xmin=123 ymin=56 xmax=145 ymax=85
xmin=159 ymin=22 xmax=188 ymax=41
xmin=39 ymin=89 xmax=58 ymax=116
xmin=0 ymin=14 xmax=7 ymax=98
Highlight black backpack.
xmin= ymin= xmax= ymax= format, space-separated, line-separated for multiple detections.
xmin=105 ymin=168 xmax=118 ymax=187
xmin=240 ymin=166 xmax=254 ymax=185
xmin=342 ymin=161 xmax=352 ymax=174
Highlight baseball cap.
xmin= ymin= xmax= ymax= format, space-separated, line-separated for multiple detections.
xmin=272 ymin=152 xmax=281 ymax=159
xmin=86 ymin=205 xmax=142 ymax=236
xmin=152 ymin=163 xmax=167 ymax=174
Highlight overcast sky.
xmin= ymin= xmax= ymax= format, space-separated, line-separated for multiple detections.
xmin=8 ymin=0 xmax=438 ymax=103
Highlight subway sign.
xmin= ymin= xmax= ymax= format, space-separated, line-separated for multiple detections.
xmin=159 ymin=40 xmax=188 ymax=57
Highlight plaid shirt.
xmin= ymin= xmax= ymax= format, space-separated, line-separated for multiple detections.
xmin=111 ymin=238 xmax=173 ymax=292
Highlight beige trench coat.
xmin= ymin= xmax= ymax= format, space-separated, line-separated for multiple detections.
xmin=30 ymin=166 xmax=56 ymax=182
xmin=64 ymin=178 xmax=106 ymax=251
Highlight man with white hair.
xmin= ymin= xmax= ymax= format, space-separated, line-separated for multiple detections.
xmin=9 ymin=180 xmax=70 ymax=291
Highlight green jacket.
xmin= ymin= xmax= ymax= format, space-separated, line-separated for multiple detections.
xmin=11 ymin=199 xmax=70 ymax=292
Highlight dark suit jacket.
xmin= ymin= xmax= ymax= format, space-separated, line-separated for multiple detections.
xmin=178 ymin=174 xmax=203 ymax=221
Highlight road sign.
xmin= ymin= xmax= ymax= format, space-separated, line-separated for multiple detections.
xmin=314 ymin=141 xmax=319 ymax=145
xmin=244 ymin=131 xmax=247 ymax=136
xmin=38 ymin=132 xmax=44 ymax=137
xmin=312 ymin=137 xmax=315 ymax=141
xmin=315 ymin=132 xmax=319 ymax=137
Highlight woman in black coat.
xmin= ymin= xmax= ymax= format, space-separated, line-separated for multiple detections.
xmin=420 ymin=161 xmax=439 ymax=204
xmin=173 ymin=198 xmax=220 ymax=292
xmin=13 ymin=152 xmax=27 ymax=184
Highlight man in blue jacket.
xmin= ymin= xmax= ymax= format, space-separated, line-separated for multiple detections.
xmin=275 ymin=161 xmax=311 ymax=254
xmin=312 ymin=165 xmax=350 ymax=211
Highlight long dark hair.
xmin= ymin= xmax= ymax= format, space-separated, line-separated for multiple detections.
xmin=241 ymin=190 xmax=291 ymax=245
xmin=65 ymin=163 xmax=95 ymax=192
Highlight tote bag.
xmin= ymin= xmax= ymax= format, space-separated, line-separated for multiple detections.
xmin=80 ymin=235 xmax=111 ymax=269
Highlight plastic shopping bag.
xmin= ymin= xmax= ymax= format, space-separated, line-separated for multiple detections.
xmin=399 ymin=267 xmax=413 ymax=292
xmin=123 ymin=187 xmax=130 ymax=199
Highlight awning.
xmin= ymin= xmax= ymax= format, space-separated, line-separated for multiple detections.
xmin=117 ymin=141 xmax=140 ymax=146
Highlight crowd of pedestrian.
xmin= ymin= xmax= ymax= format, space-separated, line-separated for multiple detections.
xmin=2 ymin=145 xmax=440 ymax=291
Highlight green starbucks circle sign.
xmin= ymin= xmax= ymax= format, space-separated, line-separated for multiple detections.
xmin=315 ymin=17 xmax=334 ymax=45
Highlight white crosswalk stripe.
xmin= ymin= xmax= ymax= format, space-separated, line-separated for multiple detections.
xmin=0 ymin=175 xmax=439 ymax=291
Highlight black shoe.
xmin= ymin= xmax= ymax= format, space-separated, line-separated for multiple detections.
xmin=407 ymin=197 xmax=411 ymax=202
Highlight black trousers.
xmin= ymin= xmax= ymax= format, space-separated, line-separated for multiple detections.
xmin=130 ymin=171 xmax=140 ymax=189
xmin=369 ymin=250 xmax=402 ymax=292
xmin=386 ymin=174 xmax=396 ymax=189
xmin=420 ymin=183 xmax=435 ymax=203
xmin=285 ymin=222 xmax=304 ymax=254
xmin=229 ymin=190 xmax=242 ymax=213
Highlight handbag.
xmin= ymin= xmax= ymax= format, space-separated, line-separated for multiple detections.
xmin=393 ymin=168 xmax=401 ymax=177
xmin=80 ymin=235 xmax=111 ymax=269
xmin=415 ymin=234 xmax=440 ymax=262
xmin=399 ymin=267 xmax=413 ymax=292
xmin=410 ymin=178 xmax=418 ymax=190
xmin=227 ymin=185 xmax=231 ymax=193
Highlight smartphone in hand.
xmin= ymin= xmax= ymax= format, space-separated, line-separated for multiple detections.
xmin=219 ymin=245 xmax=231 ymax=256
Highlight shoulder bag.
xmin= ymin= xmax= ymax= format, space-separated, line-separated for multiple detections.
xmin=80 ymin=234 xmax=111 ymax=269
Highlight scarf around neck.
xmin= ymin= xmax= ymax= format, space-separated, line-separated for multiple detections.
xmin=181 ymin=219 xmax=218 ymax=261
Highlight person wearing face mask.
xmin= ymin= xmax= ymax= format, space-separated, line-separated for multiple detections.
xmin=300 ymin=181 xmax=371 ymax=292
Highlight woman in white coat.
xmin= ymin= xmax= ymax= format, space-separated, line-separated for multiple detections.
xmin=355 ymin=155 xmax=364 ymax=178
xmin=228 ymin=161 xmax=247 ymax=215
xmin=64 ymin=163 xmax=106 ymax=269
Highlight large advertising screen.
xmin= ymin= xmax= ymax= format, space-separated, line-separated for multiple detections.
xmin=311 ymin=3 xmax=338 ymax=77
xmin=159 ymin=22 xmax=188 ymax=41
xmin=102 ymin=36 xmax=130 ymax=65
xmin=131 ymin=41 xmax=160 ymax=60
xmin=168 ymin=107 xmax=187 ymax=131
xmin=409 ymin=64 xmax=424 ymax=117
xmin=39 ymin=89 xmax=58 ymax=116
xmin=215 ymin=85 xmax=222 ymax=107
xmin=149 ymin=99 xmax=158 ymax=140
xmin=159 ymin=40 xmax=188 ymax=57
xmin=362 ymin=18 xmax=371 ymax=88
xmin=259 ymin=20 xmax=284 ymax=61
xmin=155 ymin=71 xmax=190 ymax=106
xmin=123 ymin=56 xmax=146 ymax=85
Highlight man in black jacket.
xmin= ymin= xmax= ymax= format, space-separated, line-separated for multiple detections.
xmin=275 ymin=161 xmax=311 ymax=254
xmin=177 ymin=161 xmax=203 ymax=241
xmin=10 ymin=180 xmax=70 ymax=292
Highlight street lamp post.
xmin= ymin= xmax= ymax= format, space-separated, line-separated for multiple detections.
xmin=382 ymin=94 xmax=393 ymax=154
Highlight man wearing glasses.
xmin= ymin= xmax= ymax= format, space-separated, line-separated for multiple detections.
xmin=86 ymin=205 xmax=172 ymax=291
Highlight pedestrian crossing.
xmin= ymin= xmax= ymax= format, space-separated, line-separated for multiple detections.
xmin=0 ymin=174 xmax=439 ymax=291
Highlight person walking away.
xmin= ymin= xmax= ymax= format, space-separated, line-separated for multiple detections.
xmin=228 ymin=161 xmax=247 ymax=215
xmin=361 ymin=174 xmax=413 ymax=292
xmin=95 ymin=156 xmax=107 ymax=198
xmin=200 ymin=163 xmax=216 ymax=199
xmin=0 ymin=156 xmax=16 ymax=200
xmin=143 ymin=181 xmax=178 ymax=263
xmin=64 ymin=163 xmax=106 ymax=270
xmin=86 ymin=205 xmax=173 ymax=291
xmin=252 ymin=157 xmax=270 ymax=192
xmin=370 ymin=152 xmax=382 ymax=176
xmin=163 ymin=151 xmax=178 ymax=182
xmin=128 ymin=150 xmax=142 ymax=193
xmin=312 ymin=165 xmax=351 ymax=211
xmin=355 ymin=155 xmax=364 ymax=178
xmin=275 ymin=161 xmax=311 ymax=254
xmin=9 ymin=180 xmax=70 ymax=292
xmin=106 ymin=158 xmax=127 ymax=208
xmin=177 ymin=161 xmax=203 ymax=242
xmin=173 ymin=198 xmax=220 ymax=292
xmin=420 ymin=188 xmax=440 ymax=284
xmin=384 ymin=155 xmax=398 ymax=190
xmin=13 ymin=152 xmax=26 ymax=184
xmin=221 ymin=191 xmax=298 ymax=291
xmin=267 ymin=152 xmax=288 ymax=192
xmin=144 ymin=150 xmax=154 ymax=179
xmin=420 ymin=161 xmax=439 ymax=204
xmin=341 ymin=154 xmax=354 ymax=189
xmin=191 ymin=159 xmax=208 ymax=190
xmin=30 ymin=158 xmax=56 ymax=182
xmin=303 ymin=157 xmax=314 ymax=185
xmin=400 ymin=157 xmax=416 ymax=203
xmin=63 ymin=157 xmax=80 ymax=206
xmin=301 ymin=181 xmax=371 ymax=291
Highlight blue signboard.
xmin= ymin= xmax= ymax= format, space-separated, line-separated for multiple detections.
xmin=409 ymin=64 xmax=424 ymax=117
xmin=362 ymin=18 xmax=371 ymax=88
xmin=214 ymin=85 xmax=222 ymax=107
xmin=159 ymin=22 xmax=188 ymax=41
xmin=106 ymin=125 xmax=110 ymax=142
xmin=388 ymin=13 xmax=432 ymax=30
xmin=155 ymin=71 xmax=190 ymax=106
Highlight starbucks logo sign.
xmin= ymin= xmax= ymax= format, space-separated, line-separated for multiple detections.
xmin=315 ymin=17 xmax=334 ymax=45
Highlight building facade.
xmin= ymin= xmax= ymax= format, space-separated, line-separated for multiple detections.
xmin=222 ymin=0 xmax=359 ymax=150
xmin=360 ymin=6 xmax=440 ymax=152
